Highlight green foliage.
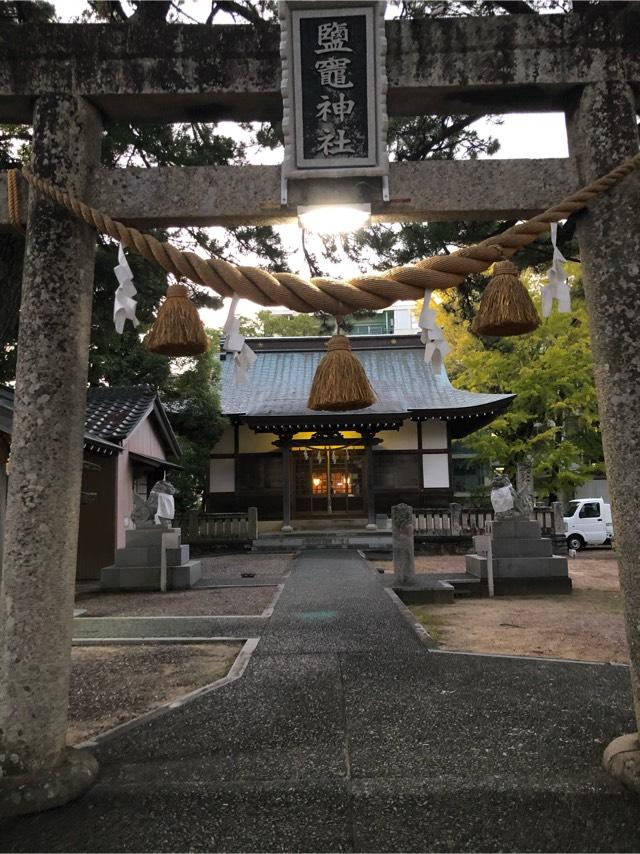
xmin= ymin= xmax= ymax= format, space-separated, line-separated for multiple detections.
xmin=161 ymin=333 xmax=227 ymax=512
xmin=0 ymin=1 xmax=55 ymax=22
xmin=438 ymin=265 xmax=603 ymax=500
xmin=238 ymin=310 xmax=321 ymax=338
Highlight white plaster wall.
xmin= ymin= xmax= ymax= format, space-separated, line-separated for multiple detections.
xmin=421 ymin=420 xmax=448 ymax=450
xmin=210 ymin=458 xmax=236 ymax=493
xmin=423 ymin=453 xmax=450 ymax=488
xmin=377 ymin=421 xmax=418 ymax=450
xmin=238 ymin=426 xmax=278 ymax=453
xmin=213 ymin=427 xmax=235 ymax=454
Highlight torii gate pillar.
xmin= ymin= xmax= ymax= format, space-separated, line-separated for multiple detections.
xmin=0 ymin=95 xmax=102 ymax=815
xmin=566 ymin=81 xmax=640 ymax=790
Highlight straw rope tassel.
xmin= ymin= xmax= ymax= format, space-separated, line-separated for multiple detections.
xmin=145 ymin=282 xmax=209 ymax=356
xmin=307 ymin=335 xmax=376 ymax=412
xmin=472 ymin=260 xmax=541 ymax=337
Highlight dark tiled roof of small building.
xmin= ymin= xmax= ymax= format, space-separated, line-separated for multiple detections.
xmin=85 ymin=386 xmax=157 ymax=442
xmin=220 ymin=335 xmax=513 ymax=428
xmin=0 ymin=384 xmax=180 ymax=457
xmin=85 ymin=386 xmax=181 ymax=457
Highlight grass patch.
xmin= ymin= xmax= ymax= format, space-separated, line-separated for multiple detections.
xmin=409 ymin=605 xmax=449 ymax=641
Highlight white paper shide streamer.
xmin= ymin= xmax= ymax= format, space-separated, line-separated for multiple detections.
xmin=419 ymin=293 xmax=450 ymax=375
xmin=542 ymin=222 xmax=571 ymax=317
xmin=113 ymin=243 xmax=140 ymax=333
xmin=223 ymin=295 xmax=257 ymax=384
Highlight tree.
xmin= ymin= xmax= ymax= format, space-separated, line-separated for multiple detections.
xmin=237 ymin=309 xmax=322 ymax=338
xmin=435 ymin=264 xmax=603 ymax=501
xmin=159 ymin=333 xmax=227 ymax=512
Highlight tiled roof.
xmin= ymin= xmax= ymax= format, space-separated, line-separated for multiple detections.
xmin=85 ymin=386 xmax=157 ymax=442
xmin=220 ymin=335 xmax=513 ymax=420
xmin=0 ymin=385 xmax=180 ymax=457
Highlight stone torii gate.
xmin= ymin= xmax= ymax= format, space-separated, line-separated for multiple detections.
xmin=1 ymin=9 xmax=640 ymax=812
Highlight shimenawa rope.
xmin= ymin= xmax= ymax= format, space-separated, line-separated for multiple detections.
xmin=7 ymin=169 xmax=25 ymax=235
xmin=9 ymin=151 xmax=640 ymax=314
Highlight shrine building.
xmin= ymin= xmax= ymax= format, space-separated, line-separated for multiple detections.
xmin=207 ymin=334 xmax=514 ymax=528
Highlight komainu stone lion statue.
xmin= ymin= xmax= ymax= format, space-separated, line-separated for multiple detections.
xmin=490 ymin=472 xmax=533 ymax=519
xmin=131 ymin=479 xmax=177 ymax=528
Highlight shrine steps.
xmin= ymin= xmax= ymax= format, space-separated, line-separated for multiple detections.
xmin=251 ymin=529 xmax=392 ymax=552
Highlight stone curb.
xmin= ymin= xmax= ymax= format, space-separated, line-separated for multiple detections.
xmin=383 ymin=587 xmax=437 ymax=649
xmin=72 ymin=636 xmax=245 ymax=645
xmin=430 ymin=648 xmax=630 ymax=667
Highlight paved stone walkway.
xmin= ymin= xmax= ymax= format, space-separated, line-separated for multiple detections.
xmin=2 ymin=550 xmax=640 ymax=852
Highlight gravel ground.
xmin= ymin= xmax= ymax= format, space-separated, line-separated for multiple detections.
xmin=372 ymin=555 xmax=471 ymax=575
xmin=200 ymin=553 xmax=294 ymax=579
xmin=75 ymin=586 xmax=277 ymax=617
xmin=401 ymin=550 xmax=627 ymax=663
xmin=67 ymin=642 xmax=242 ymax=744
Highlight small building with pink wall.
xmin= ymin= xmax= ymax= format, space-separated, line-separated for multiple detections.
xmin=0 ymin=385 xmax=181 ymax=581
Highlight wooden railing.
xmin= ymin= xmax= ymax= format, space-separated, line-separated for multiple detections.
xmin=176 ymin=507 xmax=258 ymax=543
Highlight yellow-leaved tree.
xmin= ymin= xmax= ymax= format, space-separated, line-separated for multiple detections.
xmin=428 ymin=263 xmax=603 ymax=502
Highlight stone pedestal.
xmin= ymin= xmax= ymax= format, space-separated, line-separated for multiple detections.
xmin=101 ymin=527 xmax=201 ymax=590
xmin=465 ymin=518 xmax=570 ymax=594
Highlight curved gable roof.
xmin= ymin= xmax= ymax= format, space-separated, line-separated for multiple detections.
xmin=220 ymin=334 xmax=514 ymax=438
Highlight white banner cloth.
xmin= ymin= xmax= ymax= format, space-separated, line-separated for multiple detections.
xmin=418 ymin=293 xmax=450 ymax=375
xmin=113 ymin=243 xmax=140 ymax=333
xmin=223 ymin=295 xmax=257 ymax=384
xmin=542 ymin=222 xmax=571 ymax=317
xmin=154 ymin=492 xmax=175 ymax=524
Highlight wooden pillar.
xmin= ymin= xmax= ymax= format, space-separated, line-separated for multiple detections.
xmin=281 ymin=446 xmax=293 ymax=532
xmin=365 ymin=442 xmax=376 ymax=529
xmin=565 ymin=80 xmax=640 ymax=791
xmin=0 ymin=95 xmax=102 ymax=816
xmin=248 ymin=506 xmax=259 ymax=540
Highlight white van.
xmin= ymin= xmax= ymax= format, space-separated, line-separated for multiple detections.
xmin=563 ymin=497 xmax=614 ymax=551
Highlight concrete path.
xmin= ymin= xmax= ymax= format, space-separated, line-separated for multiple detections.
xmin=2 ymin=550 xmax=639 ymax=852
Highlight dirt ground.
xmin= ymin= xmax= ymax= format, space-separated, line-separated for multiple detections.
xmin=67 ymin=642 xmax=242 ymax=744
xmin=377 ymin=550 xmax=629 ymax=663
xmin=75 ymin=586 xmax=277 ymax=617
xmin=200 ymin=553 xmax=294 ymax=579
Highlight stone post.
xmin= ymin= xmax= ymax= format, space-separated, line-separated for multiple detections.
xmin=0 ymin=95 xmax=102 ymax=816
xmin=565 ymin=80 xmax=640 ymax=789
xmin=186 ymin=508 xmax=199 ymax=540
xmin=551 ymin=501 xmax=567 ymax=556
xmin=449 ymin=502 xmax=462 ymax=536
xmin=516 ymin=460 xmax=534 ymax=517
xmin=392 ymin=503 xmax=415 ymax=585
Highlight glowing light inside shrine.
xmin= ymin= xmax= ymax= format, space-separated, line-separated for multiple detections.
xmin=297 ymin=204 xmax=371 ymax=235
